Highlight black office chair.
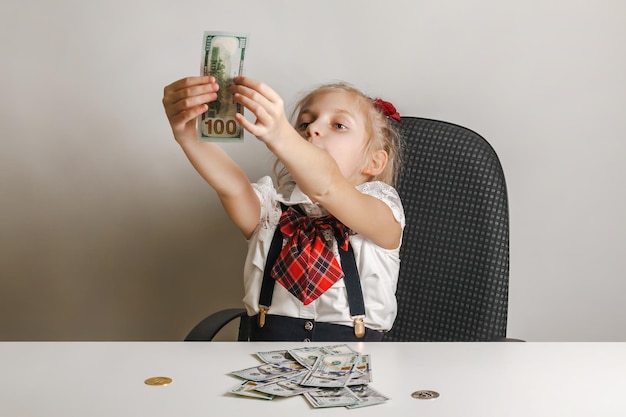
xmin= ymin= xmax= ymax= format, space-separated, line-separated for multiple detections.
xmin=185 ymin=117 xmax=510 ymax=342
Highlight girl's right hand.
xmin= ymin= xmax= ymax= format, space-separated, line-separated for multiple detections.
xmin=162 ymin=76 xmax=219 ymax=142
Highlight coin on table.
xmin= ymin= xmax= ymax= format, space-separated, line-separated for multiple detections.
xmin=144 ymin=376 xmax=173 ymax=386
xmin=411 ymin=390 xmax=440 ymax=400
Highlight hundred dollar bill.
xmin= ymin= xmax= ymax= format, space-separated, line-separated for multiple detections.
xmin=198 ymin=31 xmax=248 ymax=142
xmin=303 ymin=387 xmax=360 ymax=408
xmin=345 ymin=385 xmax=390 ymax=409
xmin=287 ymin=346 xmax=331 ymax=369
xmin=255 ymin=350 xmax=305 ymax=370
xmin=252 ymin=371 xmax=315 ymax=397
xmin=229 ymin=380 xmax=275 ymax=400
xmin=346 ymin=354 xmax=372 ymax=385
xmin=287 ymin=344 xmax=357 ymax=369
xmin=300 ymin=353 xmax=359 ymax=388
xmin=320 ymin=344 xmax=358 ymax=355
xmin=230 ymin=363 xmax=301 ymax=382
xmin=256 ymin=350 xmax=292 ymax=364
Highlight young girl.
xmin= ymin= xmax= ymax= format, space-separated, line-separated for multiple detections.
xmin=162 ymin=75 xmax=404 ymax=341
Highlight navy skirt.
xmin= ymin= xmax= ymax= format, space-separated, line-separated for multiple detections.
xmin=249 ymin=314 xmax=385 ymax=342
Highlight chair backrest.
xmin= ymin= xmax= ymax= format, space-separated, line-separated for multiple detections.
xmin=383 ymin=117 xmax=509 ymax=342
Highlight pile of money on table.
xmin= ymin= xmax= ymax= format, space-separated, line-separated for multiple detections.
xmin=228 ymin=344 xmax=389 ymax=408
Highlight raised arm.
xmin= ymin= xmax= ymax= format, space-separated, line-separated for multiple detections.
xmin=162 ymin=76 xmax=260 ymax=238
xmin=231 ymin=77 xmax=401 ymax=249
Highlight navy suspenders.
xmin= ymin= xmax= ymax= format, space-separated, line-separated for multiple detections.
xmin=257 ymin=204 xmax=366 ymax=338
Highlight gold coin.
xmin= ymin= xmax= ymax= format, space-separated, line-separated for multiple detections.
xmin=144 ymin=376 xmax=173 ymax=386
xmin=411 ymin=390 xmax=440 ymax=400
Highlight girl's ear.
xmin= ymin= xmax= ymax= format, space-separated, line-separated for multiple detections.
xmin=362 ymin=150 xmax=388 ymax=177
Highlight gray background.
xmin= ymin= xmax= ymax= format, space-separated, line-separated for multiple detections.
xmin=1 ymin=0 xmax=625 ymax=341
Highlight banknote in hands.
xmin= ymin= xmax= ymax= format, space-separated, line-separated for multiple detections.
xmin=198 ymin=31 xmax=248 ymax=142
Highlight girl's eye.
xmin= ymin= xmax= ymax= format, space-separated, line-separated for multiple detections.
xmin=297 ymin=122 xmax=310 ymax=130
xmin=334 ymin=123 xmax=347 ymax=130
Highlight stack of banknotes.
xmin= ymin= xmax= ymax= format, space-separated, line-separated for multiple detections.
xmin=228 ymin=344 xmax=389 ymax=408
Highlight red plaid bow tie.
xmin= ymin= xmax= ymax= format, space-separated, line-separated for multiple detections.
xmin=270 ymin=207 xmax=350 ymax=305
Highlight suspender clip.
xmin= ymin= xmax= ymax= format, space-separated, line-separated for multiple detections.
xmin=352 ymin=316 xmax=365 ymax=338
xmin=258 ymin=306 xmax=269 ymax=328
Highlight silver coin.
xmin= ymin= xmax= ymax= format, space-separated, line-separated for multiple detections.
xmin=411 ymin=390 xmax=440 ymax=400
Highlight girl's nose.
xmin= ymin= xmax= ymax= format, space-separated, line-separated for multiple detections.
xmin=306 ymin=122 xmax=322 ymax=139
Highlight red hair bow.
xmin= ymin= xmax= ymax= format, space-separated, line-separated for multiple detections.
xmin=374 ymin=98 xmax=401 ymax=121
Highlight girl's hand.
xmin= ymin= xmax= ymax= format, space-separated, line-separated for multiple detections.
xmin=162 ymin=76 xmax=219 ymax=142
xmin=230 ymin=76 xmax=292 ymax=145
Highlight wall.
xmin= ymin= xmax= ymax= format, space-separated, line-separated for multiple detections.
xmin=1 ymin=0 xmax=624 ymax=341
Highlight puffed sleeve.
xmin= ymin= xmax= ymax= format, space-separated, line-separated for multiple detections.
xmin=356 ymin=181 xmax=405 ymax=229
xmin=250 ymin=176 xmax=281 ymax=230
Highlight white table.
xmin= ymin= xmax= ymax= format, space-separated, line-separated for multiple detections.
xmin=1 ymin=342 xmax=624 ymax=416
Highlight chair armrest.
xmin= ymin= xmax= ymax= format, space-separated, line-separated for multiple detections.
xmin=184 ymin=308 xmax=248 ymax=341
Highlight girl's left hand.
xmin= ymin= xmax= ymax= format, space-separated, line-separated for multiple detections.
xmin=230 ymin=76 xmax=292 ymax=145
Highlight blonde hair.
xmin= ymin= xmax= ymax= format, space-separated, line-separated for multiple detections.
xmin=274 ymin=82 xmax=403 ymax=189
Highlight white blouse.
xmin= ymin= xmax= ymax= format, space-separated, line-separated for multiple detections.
xmin=242 ymin=176 xmax=405 ymax=331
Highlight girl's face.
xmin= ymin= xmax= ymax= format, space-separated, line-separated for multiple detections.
xmin=295 ymin=90 xmax=371 ymax=185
